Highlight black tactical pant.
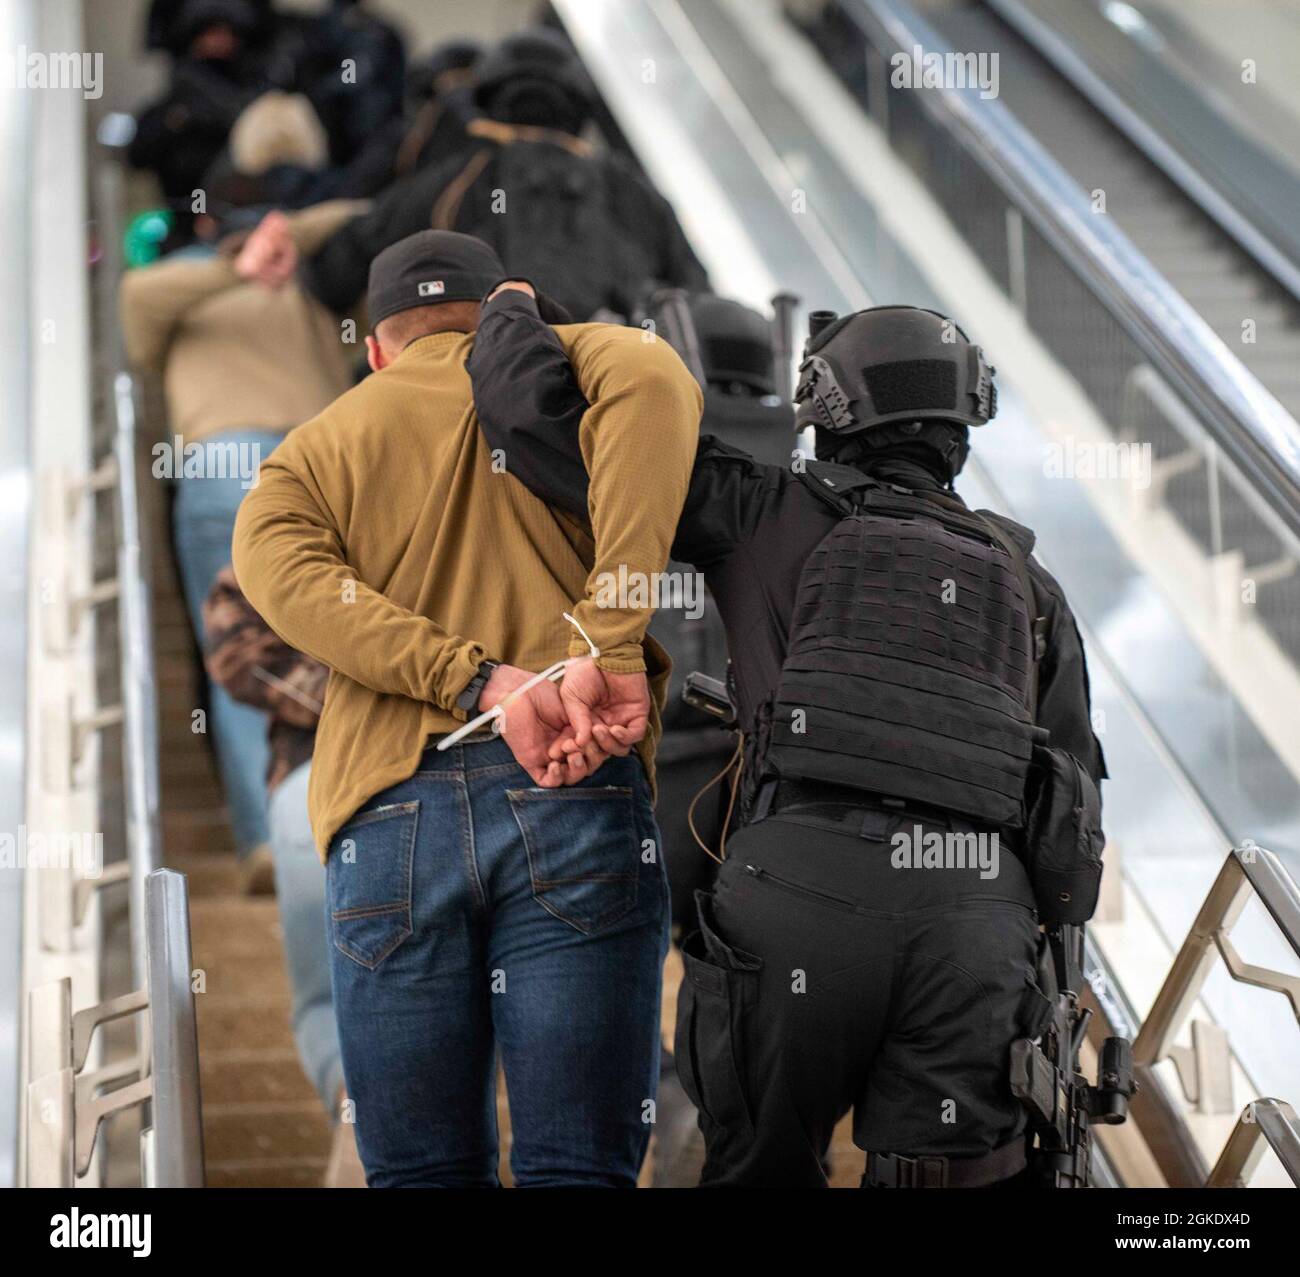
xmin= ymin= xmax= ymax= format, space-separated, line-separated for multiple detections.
xmin=674 ymin=808 xmax=1043 ymax=1187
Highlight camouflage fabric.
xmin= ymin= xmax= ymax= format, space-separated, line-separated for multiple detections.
xmin=203 ymin=565 xmax=324 ymax=795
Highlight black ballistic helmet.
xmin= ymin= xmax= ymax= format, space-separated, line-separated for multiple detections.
xmin=690 ymin=294 xmax=778 ymax=396
xmin=794 ymin=305 xmax=997 ymax=439
xmin=472 ymin=28 xmax=597 ymax=133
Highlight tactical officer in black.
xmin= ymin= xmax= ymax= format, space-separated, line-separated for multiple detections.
xmin=468 ymin=290 xmax=1107 ymax=1188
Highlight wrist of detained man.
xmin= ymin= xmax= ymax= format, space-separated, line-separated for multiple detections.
xmin=565 ymin=634 xmax=647 ymax=674
xmin=443 ymin=642 xmax=489 ymax=721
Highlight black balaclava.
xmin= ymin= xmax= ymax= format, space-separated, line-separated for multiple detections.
xmin=818 ymin=418 xmax=971 ymax=491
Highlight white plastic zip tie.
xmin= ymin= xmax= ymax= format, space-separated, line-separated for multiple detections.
xmin=436 ymin=610 xmax=601 ymax=751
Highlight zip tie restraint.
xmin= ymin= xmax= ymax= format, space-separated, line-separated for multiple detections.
xmin=436 ymin=611 xmax=600 ymax=750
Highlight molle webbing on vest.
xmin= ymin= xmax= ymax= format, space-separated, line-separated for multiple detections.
xmin=768 ymin=505 xmax=1037 ymax=827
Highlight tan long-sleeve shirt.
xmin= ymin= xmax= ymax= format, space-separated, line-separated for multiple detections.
xmin=232 ymin=323 xmax=702 ymax=859
xmin=119 ymin=201 xmax=368 ymax=445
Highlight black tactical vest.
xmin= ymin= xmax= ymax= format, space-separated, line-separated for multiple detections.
xmin=767 ymin=470 xmax=1040 ymax=828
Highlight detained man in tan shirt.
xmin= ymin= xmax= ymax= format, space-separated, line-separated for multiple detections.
xmin=233 ymin=230 xmax=701 ymax=1187
xmin=120 ymin=200 xmax=367 ymax=891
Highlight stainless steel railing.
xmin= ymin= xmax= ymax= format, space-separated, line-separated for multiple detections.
xmin=1208 ymin=1099 xmax=1300 ymax=1189
xmin=96 ymin=129 xmax=164 ymax=999
xmin=1131 ymin=844 xmax=1300 ymax=1187
xmin=113 ymin=367 xmax=164 ymax=995
xmin=18 ymin=92 xmax=201 ymax=1186
xmin=91 ymin=133 xmax=202 ymax=1184
xmin=26 ymin=869 xmax=204 ymax=1188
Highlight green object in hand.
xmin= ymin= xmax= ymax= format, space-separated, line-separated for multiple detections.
xmin=124 ymin=208 xmax=174 ymax=268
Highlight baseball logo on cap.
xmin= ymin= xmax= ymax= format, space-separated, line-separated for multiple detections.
xmin=418 ymin=280 xmax=446 ymax=296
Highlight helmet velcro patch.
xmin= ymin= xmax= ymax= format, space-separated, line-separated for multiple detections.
xmin=862 ymin=359 xmax=957 ymax=416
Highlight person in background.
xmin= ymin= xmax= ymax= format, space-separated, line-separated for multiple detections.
xmin=197 ymin=89 xmax=331 ymax=220
xmin=385 ymin=38 xmax=483 ymax=182
xmin=277 ymin=0 xmax=407 ymax=170
xmin=199 ymin=40 xmax=483 ymax=219
xmin=233 ymin=229 xmax=701 ymax=1187
xmin=131 ymin=1 xmax=407 ymax=252
xmin=120 ymin=200 xmax=367 ymax=892
xmin=130 ymin=0 xmax=277 ymax=247
xmin=300 ymin=27 xmax=708 ymax=323
xmin=202 ymin=566 xmax=366 ymax=1186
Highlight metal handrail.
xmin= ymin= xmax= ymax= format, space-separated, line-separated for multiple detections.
xmin=95 ymin=137 xmax=164 ymax=1028
xmin=1207 ymin=1099 xmax=1300 ymax=1189
xmin=840 ymin=0 xmax=1300 ymax=539
xmin=144 ymin=870 xmax=205 ymax=1187
xmin=1129 ymin=844 xmax=1300 ymax=1187
xmin=1133 ymin=844 xmax=1300 ymax=1065
xmin=25 ymin=869 xmax=204 ymax=1188
xmin=114 ymin=371 xmax=164 ymax=995
xmin=92 ymin=137 xmax=195 ymax=1184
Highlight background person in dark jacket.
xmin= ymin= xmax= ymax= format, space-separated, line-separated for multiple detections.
xmin=301 ymin=27 xmax=707 ymax=322
xmin=468 ymin=286 xmax=1107 ymax=1189
xmin=132 ymin=0 xmax=410 ymax=249
xmin=130 ymin=0 xmax=275 ymax=241
xmin=198 ymin=38 xmax=483 ymax=222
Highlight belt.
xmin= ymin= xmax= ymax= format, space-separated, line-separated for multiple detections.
xmin=862 ymin=1138 xmax=1027 ymax=1188
xmin=771 ymin=779 xmax=972 ymax=829
xmin=767 ymin=778 xmax=1021 ymax=853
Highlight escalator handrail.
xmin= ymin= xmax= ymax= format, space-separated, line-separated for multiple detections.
xmin=843 ymin=0 xmax=1300 ymax=542
xmin=986 ymin=0 xmax=1300 ymax=309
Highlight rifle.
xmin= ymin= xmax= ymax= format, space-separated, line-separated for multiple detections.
xmin=1011 ymin=922 xmax=1136 ymax=1186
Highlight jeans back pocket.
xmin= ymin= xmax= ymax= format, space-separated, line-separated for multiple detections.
xmin=508 ymin=785 xmax=640 ymax=934
xmin=327 ymin=800 xmax=418 ymax=969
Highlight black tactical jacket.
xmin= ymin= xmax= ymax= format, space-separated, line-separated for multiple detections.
xmin=301 ymin=131 xmax=707 ymax=321
xmin=468 ymin=291 xmax=1106 ymax=818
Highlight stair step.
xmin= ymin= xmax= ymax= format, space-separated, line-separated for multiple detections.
xmin=205 ymin=1159 xmax=327 ymax=1189
xmin=199 ymin=1050 xmax=319 ymax=1108
xmin=197 ymin=996 xmax=297 ymax=1053
xmin=166 ymin=854 xmax=243 ymax=896
xmin=200 ymin=1103 xmax=332 ymax=1165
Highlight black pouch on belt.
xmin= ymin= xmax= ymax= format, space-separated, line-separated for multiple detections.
xmin=1023 ymin=744 xmax=1104 ymax=925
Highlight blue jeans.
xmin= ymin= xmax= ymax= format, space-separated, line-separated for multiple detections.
xmin=171 ymin=428 xmax=283 ymax=856
xmin=326 ymin=738 xmax=670 ymax=1188
xmin=267 ymin=762 xmax=344 ymax=1114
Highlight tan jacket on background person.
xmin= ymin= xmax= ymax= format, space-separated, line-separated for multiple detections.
xmin=233 ymin=323 xmax=702 ymax=860
xmin=119 ymin=200 xmax=370 ymax=446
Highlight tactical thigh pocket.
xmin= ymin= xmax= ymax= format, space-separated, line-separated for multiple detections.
xmin=674 ymin=898 xmax=763 ymax=1136
xmin=508 ymin=785 xmax=640 ymax=934
xmin=327 ymin=800 xmax=418 ymax=970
